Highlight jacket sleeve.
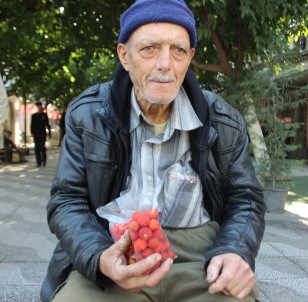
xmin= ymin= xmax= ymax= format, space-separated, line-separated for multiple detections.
xmin=46 ymin=104 xmax=114 ymax=286
xmin=205 ymin=112 xmax=266 ymax=272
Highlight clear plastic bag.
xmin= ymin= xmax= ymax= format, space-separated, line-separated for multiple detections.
xmin=96 ymin=189 xmax=175 ymax=274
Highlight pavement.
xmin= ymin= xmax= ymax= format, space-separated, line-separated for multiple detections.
xmin=0 ymin=147 xmax=308 ymax=302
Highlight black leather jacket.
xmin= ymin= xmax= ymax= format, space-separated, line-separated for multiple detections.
xmin=40 ymin=64 xmax=265 ymax=301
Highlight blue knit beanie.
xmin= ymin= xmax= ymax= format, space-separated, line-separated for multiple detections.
xmin=118 ymin=0 xmax=197 ymax=48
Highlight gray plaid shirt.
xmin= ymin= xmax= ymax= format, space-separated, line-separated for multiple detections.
xmin=127 ymin=87 xmax=210 ymax=228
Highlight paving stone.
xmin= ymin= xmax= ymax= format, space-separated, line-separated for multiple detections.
xmin=1 ymin=148 xmax=308 ymax=301
xmin=258 ymin=280 xmax=308 ymax=302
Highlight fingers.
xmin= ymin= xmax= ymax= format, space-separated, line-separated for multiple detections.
xmin=147 ymin=257 xmax=173 ymax=286
xmin=99 ymin=231 xmax=173 ymax=292
xmin=121 ymin=252 xmax=162 ymax=279
xmin=207 ymin=253 xmax=255 ymax=300
xmin=207 ymin=256 xmax=231 ymax=295
xmin=222 ymin=260 xmax=255 ymax=299
xmin=206 ymin=256 xmax=223 ymax=284
xmin=225 ymin=273 xmax=255 ymax=299
xmin=120 ymin=257 xmax=173 ymax=291
xmin=99 ymin=231 xmax=132 ymax=278
xmin=114 ymin=230 xmax=132 ymax=254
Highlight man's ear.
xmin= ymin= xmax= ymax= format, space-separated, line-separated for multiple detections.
xmin=188 ymin=48 xmax=195 ymax=62
xmin=117 ymin=43 xmax=129 ymax=71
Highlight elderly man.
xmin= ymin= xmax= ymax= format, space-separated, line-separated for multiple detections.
xmin=41 ymin=1 xmax=265 ymax=301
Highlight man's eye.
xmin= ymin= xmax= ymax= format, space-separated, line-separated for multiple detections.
xmin=176 ymin=47 xmax=186 ymax=54
xmin=143 ymin=46 xmax=154 ymax=51
xmin=170 ymin=45 xmax=187 ymax=55
xmin=140 ymin=45 xmax=157 ymax=58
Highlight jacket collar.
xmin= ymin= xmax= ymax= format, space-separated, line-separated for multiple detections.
xmin=110 ymin=63 xmax=133 ymax=133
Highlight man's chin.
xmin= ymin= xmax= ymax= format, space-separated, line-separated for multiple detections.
xmin=146 ymin=96 xmax=175 ymax=105
xmin=143 ymin=91 xmax=177 ymax=105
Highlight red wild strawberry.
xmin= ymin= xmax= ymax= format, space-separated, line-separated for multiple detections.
xmin=161 ymin=251 xmax=169 ymax=261
xmin=111 ymin=223 xmax=127 ymax=240
xmin=154 ymin=242 xmax=165 ymax=254
xmin=134 ymin=238 xmax=147 ymax=252
xmin=163 ymin=241 xmax=171 ymax=250
xmin=132 ymin=211 xmax=142 ymax=221
xmin=111 ymin=224 xmax=121 ymax=240
xmin=153 ymin=228 xmax=164 ymax=240
xmin=168 ymin=250 xmax=175 ymax=259
xmin=117 ymin=223 xmax=128 ymax=235
xmin=149 ymin=219 xmax=160 ymax=230
xmin=148 ymin=208 xmax=159 ymax=219
xmin=139 ymin=227 xmax=153 ymax=240
xmin=129 ymin=230 xmax=139 ymax=241
xmin=128 ymin=220 xmax=139 ymax=232
xmin=136 ymin=211 xmax=150 ymax=227
xmin=142 ymin=248 xmax=154 ymax=258
xmin=148 ymin=237 xmax=160 ymax=249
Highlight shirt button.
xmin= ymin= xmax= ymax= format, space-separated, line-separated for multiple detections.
xmin=147 ymin=176 xmax=152 ymax=182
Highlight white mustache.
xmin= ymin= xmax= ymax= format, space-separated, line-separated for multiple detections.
xmin=148 ymin=75 xmax=175 ymax=82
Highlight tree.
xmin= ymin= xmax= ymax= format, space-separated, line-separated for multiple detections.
xmin=244 ymin=55 xmax=307 ymax=187
xmin=190 ymin=0 xmax=307 ymax=87
xmin=0 ymin=0 xmax=124 ymax=107
xmin=189 ymin=0 xmax=307 ymax=162
xmin=1 ymin=0 xmax=307 ymax=114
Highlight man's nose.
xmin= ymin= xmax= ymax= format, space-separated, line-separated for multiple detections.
xmin=156 ymin=48 xmax=171 ymax=71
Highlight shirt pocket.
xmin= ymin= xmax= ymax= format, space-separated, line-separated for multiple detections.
xmin=158 ymin=161 xmax=204 ymax=228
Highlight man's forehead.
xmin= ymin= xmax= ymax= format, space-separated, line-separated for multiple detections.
xmin=130 ymin=23 xmax=190 ymax=45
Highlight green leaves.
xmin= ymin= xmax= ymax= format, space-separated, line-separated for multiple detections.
xmin=0 ymin=0 xmax=126 ymax=107
xmin=0 ymin=0 xmax=307 ymax=111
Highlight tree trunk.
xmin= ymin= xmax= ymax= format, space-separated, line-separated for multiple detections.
xmin=244 ymin=104 xmax=268 ymax=163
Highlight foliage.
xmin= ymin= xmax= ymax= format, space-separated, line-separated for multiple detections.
xmin=0 ymin=0 xmax=125 ymax=107
xmin=247 ymin=61 xmax=307 ymax=189
xmin=191 ymin=0 xmax=307 ymax=82
xmin=0 ymin=0 xmax=307 ymax=110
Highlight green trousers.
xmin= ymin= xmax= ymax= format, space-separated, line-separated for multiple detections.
xmin=52 ymin=221 xmax=260 ymax=302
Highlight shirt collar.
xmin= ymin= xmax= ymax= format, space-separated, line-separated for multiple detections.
xmin=130 ymin=88 xmax=143 ymax=133
xmin=129 ymin=87 xmax=203 ymax=133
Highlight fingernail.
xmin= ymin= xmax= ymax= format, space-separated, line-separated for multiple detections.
xmin=209 ymin=286 xmax=215 ymax=294
xmin=207 ymin=274 xmax=213 ymax=281
xmin=123 ymin=229 xmax=129 ymax=239
xmin=154 ymin=253 xmax=161 ymax=262
xmin=168 ymin=258 xmax=173 ymax=265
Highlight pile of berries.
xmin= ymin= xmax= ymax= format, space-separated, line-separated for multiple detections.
xmin=111 ymin=208 xmax=175 ymax=274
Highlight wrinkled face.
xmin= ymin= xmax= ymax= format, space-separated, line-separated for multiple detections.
xmin=117 ymin=23 xmax=195 ymax=105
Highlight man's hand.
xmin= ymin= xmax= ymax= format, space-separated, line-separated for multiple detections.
xmin=99 ymin=230 xmax=173 ymax=292
xmin=207 ymin=253 xmax=255 ymax=299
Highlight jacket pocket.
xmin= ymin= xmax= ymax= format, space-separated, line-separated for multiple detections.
xmin=84 ymin=153 xmax=118 ymax=174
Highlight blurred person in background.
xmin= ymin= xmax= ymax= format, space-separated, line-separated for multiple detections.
xmin=30 ymin=101 xmax=51 ymax=167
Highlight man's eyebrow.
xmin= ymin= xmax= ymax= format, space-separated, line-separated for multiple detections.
xmin=137 ymin=39 xmax=160 ymax=45
xmin=137 ymin=39 xmax=190 ymax=47
xmin=174 ymin=41 xmax=190 ymax=48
